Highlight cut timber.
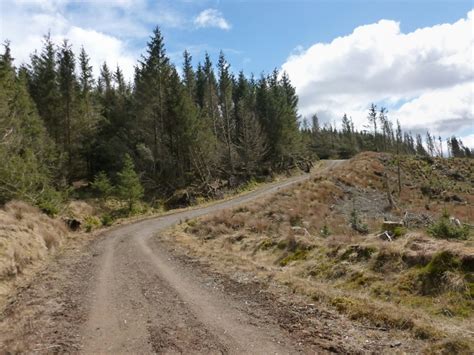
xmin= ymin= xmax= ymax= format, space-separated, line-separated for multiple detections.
xmin=378 ymin=231 xmax=392 ymax=242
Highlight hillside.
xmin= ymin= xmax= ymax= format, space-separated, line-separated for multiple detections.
xmin=163 ymin=153 xmax=474 ymax=353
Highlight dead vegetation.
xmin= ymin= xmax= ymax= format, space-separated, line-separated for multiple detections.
xmin=0 ymin=199 xmax=117 ymax=307
xmin=164 ymin=154 xmax=474 ymax=352
xmin=0 ymin=201 xmax=69 ymax=302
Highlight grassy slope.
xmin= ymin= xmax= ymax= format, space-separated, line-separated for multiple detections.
xmin=164 ymin=153 xmax=474 ymax=353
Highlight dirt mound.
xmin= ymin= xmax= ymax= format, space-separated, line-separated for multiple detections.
xmin=0 ymin=201 xmax=68 ymax=300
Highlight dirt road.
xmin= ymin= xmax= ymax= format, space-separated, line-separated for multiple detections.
xmin=2 ymin=160 xmax=426 ymax=353
xmin=80 ymin=172 xmax=313 ymax=354
xmin=2 ymin=168 xmax=338 ymax=354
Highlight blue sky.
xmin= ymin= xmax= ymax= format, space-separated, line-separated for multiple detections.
xmin=1 ymin=0 xmax=473 ymax=146
xmin=153 ymin=0 xmax=473 ymax=75
xmin=48 ymin=0 xmax=473 ymax=75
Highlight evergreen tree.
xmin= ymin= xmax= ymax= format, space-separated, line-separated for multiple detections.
xmin=217 ymin=51 xmax=236 ymax=172
xmin=234 ymin=73 xmax=267 ymax=174
xmin=395 ymin=120 xmax=403 ymax=194
xmin=367 ymin=103 xmax=378 ymax=150
xmin=448 ymin=136 xmax=464 ymax=158
xmin=341 ymin=113 xmax=351 ymax=135
xmin=57 ymin=41 xmax=76 ymax=150
xmin=134 ymin=26 xmax=172 ymax=183
xmin=415 ymin=133 xmax=427 ymax=156
xmin=77 ymin=47 xmax=101 ymax=178
xmin=182 ymin=50 xmax=196 ymax=101
xmin=426 ymin=131 xmax=435 ymax=157
xmin=201 ymin=53 xmax=220 ymax=138
xmin=91 ymin=171 xmax=113 ymax=201
xmin=6 ymin=27 xmax=467 ymax=210
xmin=116 ymin=154 xmax=144 ymax=211
xmin=438 ymin=136 xmax=444 ymax=157
xmin=311 ymin=114 xmax=320 ymax=133
xmin=29 ymin=33 xmax=61 ymax=143
xmin=78 ymin=46 xmax=94 ymax=96
xmin=0 ymin=42 xmax=57 ymax=205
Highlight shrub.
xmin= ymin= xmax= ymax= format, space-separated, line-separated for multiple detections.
xmin=101 ymin=213 xmax=114 ymax=226
xmin=91 ymin=171 xmax=114 ymax=201
xmin=428 ymin=210 xmax=470 ymax=240
xmin=116 ymin=154 xmax=144 ymax=212
xmin=84 ymin=215 xmax=101 ymax=232
xmin=36 ymin=186 xmax=65 ymax=216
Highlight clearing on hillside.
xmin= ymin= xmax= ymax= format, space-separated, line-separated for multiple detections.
xmin=165 ymin=153 xmax=473 ymax=353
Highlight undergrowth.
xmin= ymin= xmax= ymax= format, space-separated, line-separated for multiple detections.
xmin=428 ymin=210 xmax=471 ymax=240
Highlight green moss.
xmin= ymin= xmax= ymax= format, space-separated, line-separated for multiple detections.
xmin=258 ymin=238 xmax=276 ymax=251
xmin=418 ymin=251 xmax=461 ymax=295
xmin=307 ymin=259 xmax=334 ymax=278
xmin=372 ymin=249 xmax=403 ymax=272
xmin=340 ymin=245 xmax=376 ymax=261
xmin=345 ymin=270 xmax=380 ymax=287
xmin=279 ymin=249 xmax=309 ymax=266
xmin=392 ymin=226 xmax=407 ymax=237
xmin=186 ymin=219 xmax=197 ymax=227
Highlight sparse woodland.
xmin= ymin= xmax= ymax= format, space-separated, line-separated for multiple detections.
xmin=0 ymin=27 xmax=472 ymax=213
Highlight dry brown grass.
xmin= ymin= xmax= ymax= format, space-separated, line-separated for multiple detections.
xmin=162 ymin=153 xmax=474 ymax=351
xmin=65 ymin=200 xmax=96 ymax=222
xmin=0 ymin=201 xmax=69 ymax=301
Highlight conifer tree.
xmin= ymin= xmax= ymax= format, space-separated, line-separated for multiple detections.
xmin=57 ymin=41 xmax=76 ymax=149
xmin=116 ymin=154 xmax=144 ymax=212
xmin=91 ymin=171 xmax=113 ymax=201
xmin=201 ymin=53 xmax=220 ymax=138
xmin=415 ymin=133 xmax=427 ymax=156
xmin=29 ymin=33 xmax=61 ymax=143
xmin=367 ymin=103 xmax=377 ymax=150
xmin=426 ymin=131 xmax=435 ymax=157
xmin=0 ymin=42 xmax=57 ymax=205
xmin=134 ymin=26 xmax=173 ymax=182
xmin=77 ymin=47 xmax=101 ymax=178
xmin=217 ymin=51 xmax=236 ymax=172
xmin=78 ymin=46 xmax=94 ymax=96
xmin=235 ymin=95 xmax=267 ymax=175
xmin=182 ymin=50 xmax=196 ymax=101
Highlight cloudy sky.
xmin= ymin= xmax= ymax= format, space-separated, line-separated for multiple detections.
xmin=1 ymin=0 xmax=473 ymax=147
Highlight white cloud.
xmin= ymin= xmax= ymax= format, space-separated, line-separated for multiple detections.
xmin=64 ymin=27 xmax=137 ymax=79
xmin=194 ymin=9 xmax=231 ymax=30
xmin=282 ymin=10 xmax=474 ymax=144
xmin=0 ymin=0 xmax=144 ymax=80
xmin=461 ymin=133 xmax=474 ymax=149
xmin=0 ymin=0 xmax=195 ymax=81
